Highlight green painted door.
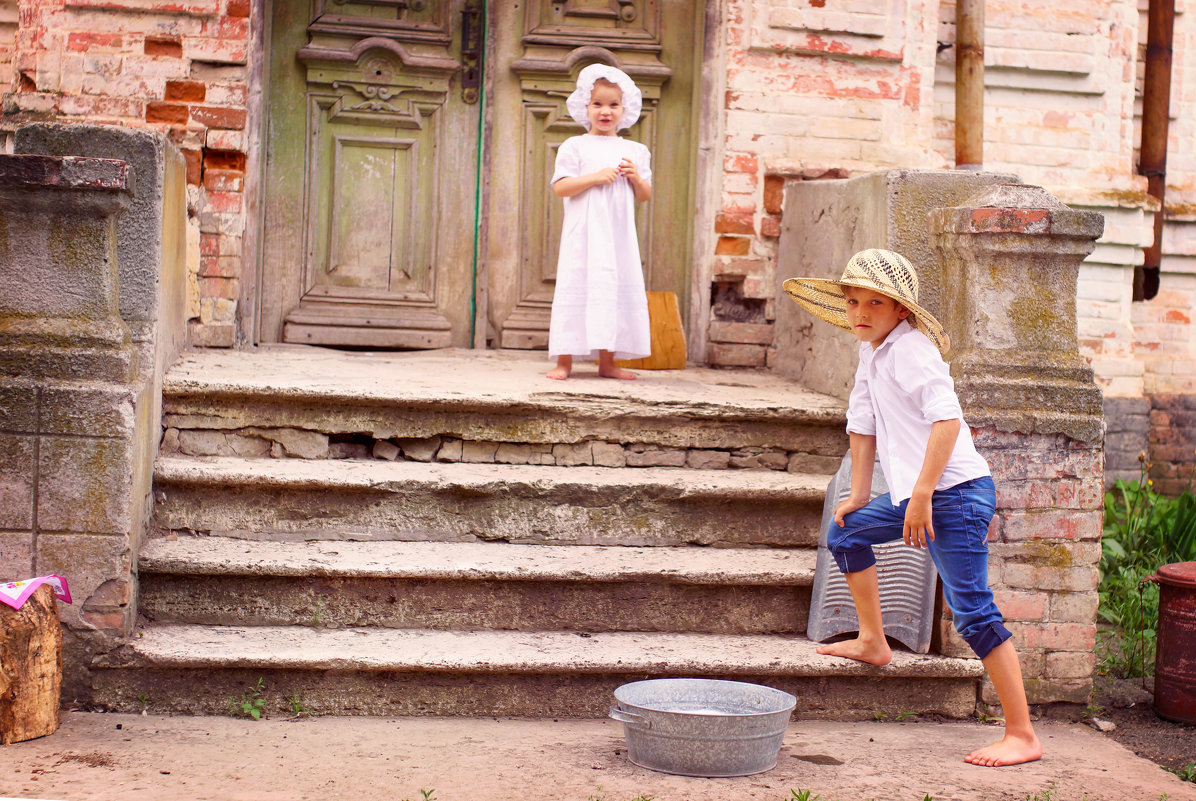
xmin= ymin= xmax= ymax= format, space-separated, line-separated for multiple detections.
xmin=259 ymin=0 xmax=700 ymax=350
xmin=261 ymin=0 xmax=481 ymax=348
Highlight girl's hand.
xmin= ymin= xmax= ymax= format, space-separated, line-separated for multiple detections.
xmin=590 ymin=167 xmax=619 ymax=186
xmin=618 ymin=158 xmax=639 ymax=180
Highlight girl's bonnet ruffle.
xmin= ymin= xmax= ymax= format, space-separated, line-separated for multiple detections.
xmin=565 ymin=64 xmax=643 ymax=130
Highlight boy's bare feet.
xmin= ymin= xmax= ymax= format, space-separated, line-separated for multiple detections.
xmin=815 ymin=636 xmax=892 ymax=666
xmin=964 ymin=732 xmax=1042 ymax=767
xmin=598 ymin=365 xmax=637 ymax=380
xmin=547 ymin=356 xmax=572 ymax=380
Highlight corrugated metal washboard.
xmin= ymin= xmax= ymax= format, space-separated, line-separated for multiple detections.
xmin=806 ymin=452 xmax=939 ymax=653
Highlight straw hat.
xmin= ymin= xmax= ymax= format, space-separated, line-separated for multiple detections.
xmin=782 ymin=248 xmax=950 ymax=353
xmin=565 ymin=64 xmax=643 ymax=131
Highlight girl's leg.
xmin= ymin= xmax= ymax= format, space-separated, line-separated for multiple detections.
xmin=597 ymin=349 xmax=636 ymax=380
xmin=547 ymin=355 xmax=572 ymax=380
xmin=815 ymin=564 xmax=892 ymax=666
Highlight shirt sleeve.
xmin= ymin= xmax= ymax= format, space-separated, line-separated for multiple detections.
xmin=634 ymin=143 xmax=652 ymax=187
xmin=894 ymin=335 xmax=963 ymax=423
xmin=551 ymin=138 xmax=581 ymax=185
xmin=845 ymin=346 xmax=877 ymax=436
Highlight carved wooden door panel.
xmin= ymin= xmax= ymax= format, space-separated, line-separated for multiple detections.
xmin=484 ymin=0 xmax=701 ymax=349
xmin=260 ymin=0 xmax=482 ymax=347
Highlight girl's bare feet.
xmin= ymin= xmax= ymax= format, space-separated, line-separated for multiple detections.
xmin=547 ymin=356 xmax=572 ymax=380
xmin=964 ymin=732 xmax=1042 ymax=767
xmin=598 ymin=365 xmax=637 ymax=380
xmin=816 ymin=636 xmax=892 ymax=666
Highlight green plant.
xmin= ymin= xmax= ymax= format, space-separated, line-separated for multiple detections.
xmin=894 ymin=707 xmax=915 ymax=721
xmin=400 ymin=791 xmax=436 ymax=801
xmin=872 ymin=711 xmax=888 ymax=721
xmin=1170 ymin=762 xmax=1196 ymax=783
xmin=285 ymin=689 xmax=309 ymax=717
xmin=788 ymin=791 xmax=821 ymax=801
xmin=1099 ymin=460 xmax=1196 ymax=678
xmin=229 ymin=677 xmax=267 ymax=720
xmin=136 ymin=693 xmax=148 ymax=714
xmin=311 ymin=593 xmax=327 ymax=628
xmin=1024 ymin=780 xmax=1058 ymax=801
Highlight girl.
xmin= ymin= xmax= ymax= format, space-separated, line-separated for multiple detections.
xmin=546 ymin=64 xmax=653 ymax=380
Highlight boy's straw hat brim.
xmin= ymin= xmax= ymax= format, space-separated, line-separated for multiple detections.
xmin=782 ymin=248 xmax=951 ymax=354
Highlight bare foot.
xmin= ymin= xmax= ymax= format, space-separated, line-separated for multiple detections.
xmin=547 ymin=356 xmax=572 ymax=380
xmin=816 ymin=637 xmax=892 ymax=666
xmin=598 ymin=366 xmax=637 ymax=380
xmin=964 ymin=732 xmax=1042 ymax=767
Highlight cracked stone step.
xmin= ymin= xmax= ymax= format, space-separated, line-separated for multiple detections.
xmin=153 ymin=456 xmax=830 ymax=546
xmin=94 ymin=625 xmax=985 ymax=719
xmin=138 ymin=537 xmax=819 ymax=634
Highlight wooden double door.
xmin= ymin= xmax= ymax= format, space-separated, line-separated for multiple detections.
xmin=259 ymin=0 xmax=702 ymax=350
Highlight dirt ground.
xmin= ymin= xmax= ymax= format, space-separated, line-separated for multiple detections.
xmin=1084 ymin=676 xmax=1196 ymax=777
xmin=1 ymin=708 xmax=1194 ymax=801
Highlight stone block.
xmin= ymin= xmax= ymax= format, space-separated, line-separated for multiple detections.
xmin=0 ymin=384 xmax=38 ymax=433
xmin=38 ymin=385 xmax=135 ymax=438
xmin=35 ymin=533 xmax=132 ymax=631
xmin=37 ymin=436 xmax=134 ymax=535
xmin=178 ymin=429 xmax=227 ymax=456
xmin=687 ymin=450 xmax=731 ymax=469
xmin=591 ymin=442 xmax=626 ymax=468
xmin=707 ymin=343 xmax=766 ymax=367
xmin=0 ymin=532 xmax=34 ymax=580
xmin=437 ymin=439 xmax=463 ymax=463
xmin=0 ymin=435 xmax=36 ymax=530
xmin=787 ymin=453 xmax=843 ymax=473
xmin=462 ymin=442 xmax=498 ymax=463
xmin=249 ymin=428 xmax=328 ymax=459
xmin=372 ymin=440 xmax=400 ymax=461
xmin=758 ymin=451 xmax=789 ymax=470
xmin=398 ymin=436 xmax=441 ymax=462
xmin=552 ymin=442 xmax=593 ymax=466
xmin=626 ymin=448 xmax=687 ymax=467
xmin=495 ymin=443 xmax=532 ymax=465
xmin=708 ymin=321 xmax=775 ymax=345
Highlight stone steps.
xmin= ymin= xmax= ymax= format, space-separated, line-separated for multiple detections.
xmin=93 ymin=625 xmax=985 ymax=719
xmin=159 ymin=347 xmax=848 ymax=472
xmin=153 ymin=456 xmax=830 ymax=547
xmin=138 ymin=537 xmax=817 ymax=634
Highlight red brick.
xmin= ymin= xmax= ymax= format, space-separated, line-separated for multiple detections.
xmin=763 ymin=175 xmax=785 ymax=215
xmin=724 ymin=153 xmax=758 ymax=173
xmin=200 ymin=234 xmax=221 ymax=257
xmin=203 ymin=169 xmax=244 ymax=192
xmin=226 ymin=0 xmax=250 ymax=16
xmin=205 ymin=191 xmax=243 ymax=214
xmin=707 ymin=343 xmax=766 ymax=368
xmin=199 ymin=276 xmax=239 ymax=299
xmin=968 ymin=208 xmax=1051 ymax=234
xmin=993 ymin=590 xmax=1047 ymax=621
xmin=165 ymin=80 xmax=206 ymax=102
xmin=144 ymin=36 xmax=183 ymax=58
xmin=199 ymin=255 xmax=240 ymax=278
xmin=759 ymin=215 xmax=781 ymax=238
xmin=219 ymin=16 xmax=250 ymax=40
xmin=203 ymin=149 xmax=247 ymax=172
xmin=146 ymin=101 xmax=189 ymax=124
xmin=67 ymin=32 xmax=122 ymax=51
xmin=715 ymin=236 xmax=751 ymax=256
xmin=190 ymin=105 xmax=247 ymax=130
xmin=715 ymin=212 xmax=754 ymax=235
xmin=1018 ymin=622 xmax=1096 ymax=652
xmin=183 ymin=148 xmax=202 ymax=185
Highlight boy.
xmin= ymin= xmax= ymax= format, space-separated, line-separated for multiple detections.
xmin=783 ymin=248 xmax=1042 ymax=767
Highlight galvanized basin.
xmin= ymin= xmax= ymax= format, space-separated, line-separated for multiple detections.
xmin=610 ymin=678 xmax=797 ymax=777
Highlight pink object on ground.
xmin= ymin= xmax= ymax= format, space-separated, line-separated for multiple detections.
xmin=0 ymin=575 xmax=72 ymax=609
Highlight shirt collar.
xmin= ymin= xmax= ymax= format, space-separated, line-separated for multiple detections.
xmin=871 ymin=318 xmax=913 ymax=355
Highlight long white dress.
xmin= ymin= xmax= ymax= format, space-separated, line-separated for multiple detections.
xmin=548 ymin=133 xmax=652 ymax=361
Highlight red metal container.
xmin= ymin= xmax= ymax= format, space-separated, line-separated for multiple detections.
xmin=1152 ymin=561 xmax=1196 ymax=724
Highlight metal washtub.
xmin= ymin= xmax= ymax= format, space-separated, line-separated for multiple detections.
xmin=609 ymin=678 xmax=797 ymax=777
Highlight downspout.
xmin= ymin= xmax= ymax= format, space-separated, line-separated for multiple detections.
xmin=955 ymin=0 xmax=984 ymax=170
xmin=1137 ymin=0 xmax=1175 ymax=301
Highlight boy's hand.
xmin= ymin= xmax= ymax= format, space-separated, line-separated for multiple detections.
xmin=833 ymin=497 xmax=869 ymax=527
xmin=903 ymin=495 xmax=935 ymax=548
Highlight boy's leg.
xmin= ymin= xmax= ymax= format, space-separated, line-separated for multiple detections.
xmin=967 ymin=640 xmax=1041 ymax=766
xmin=815 ymin=564 xmax=891 ymax=666
xmin=547 ymin=355 xmax=572 ymax=380
xmin=817 ymin=494 xmax=907 ymax=666
xmin=926 ymin=477 xmax=1040 ymax=766
xmin=597 ymin=349 xmax=636 ymax=380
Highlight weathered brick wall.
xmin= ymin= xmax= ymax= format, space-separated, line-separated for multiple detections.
xmin=1149 ymin=394 xmax=1196 ymax=495
xmin=1104 ymin=395 xmax=1152 ymax=488
xmin=3 ymin=0 xmax=250 ymax=347
xmin=0 ymin=0 xmax=15 ymax=91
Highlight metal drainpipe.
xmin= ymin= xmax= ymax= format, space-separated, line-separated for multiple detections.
xmin=955 ymin=0 xmax=985 ymax=170
xmin=1138 ymin=0 xmax=1175 ymax=301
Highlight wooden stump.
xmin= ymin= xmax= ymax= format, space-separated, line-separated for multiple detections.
xmin=0 ymin=583 xmax=63 ymax=744
xmin=616 ymin=291 xmax=687 ymax=370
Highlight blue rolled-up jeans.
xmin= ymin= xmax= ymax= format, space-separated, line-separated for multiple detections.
xmin=826 ymin=475 xmax=1011 ymax=659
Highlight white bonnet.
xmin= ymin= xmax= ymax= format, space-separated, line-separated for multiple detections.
xmin=565 ymin=63 xmax=643 ymax=131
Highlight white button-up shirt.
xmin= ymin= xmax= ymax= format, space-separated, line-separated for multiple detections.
xmin=845 ymin=319 xmax=990 ymax=504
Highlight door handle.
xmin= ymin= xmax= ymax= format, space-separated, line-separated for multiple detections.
xmin=460 ymin=1 xmax=482 ymax=104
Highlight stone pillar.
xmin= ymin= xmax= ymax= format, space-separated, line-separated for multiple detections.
xmin=930 ymin=184 xmax=1106 ymax=707
xmin=0 ymin=153 xmax=141 ymax=699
